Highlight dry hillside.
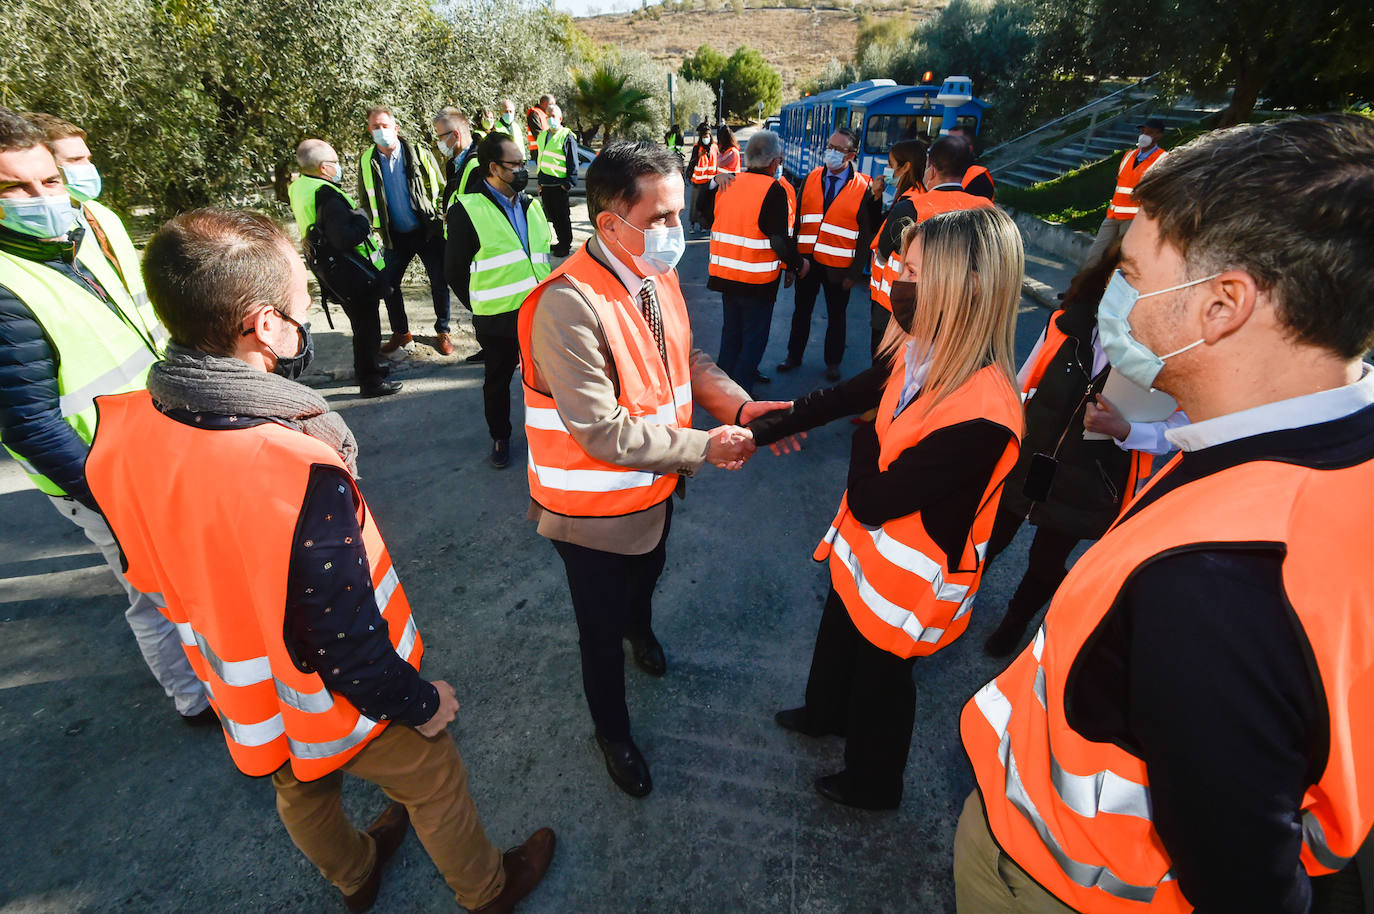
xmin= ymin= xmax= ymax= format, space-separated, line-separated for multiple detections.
xmin=576 ymin=6 xmax=942 ymax=99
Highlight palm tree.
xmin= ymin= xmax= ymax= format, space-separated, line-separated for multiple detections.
xmin=571 ymin=65 xmax=654 ymax=147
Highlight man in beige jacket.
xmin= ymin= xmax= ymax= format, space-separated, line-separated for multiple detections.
xmin=518 ymin=141 xmax=791 ymax=797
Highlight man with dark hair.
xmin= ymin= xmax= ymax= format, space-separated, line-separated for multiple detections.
xmin=913 ymin=136 xmax=993 ymax=225
xmin=360 ymin=105 xmax=454 ymax=355
xmin=1082 ymin=117 xmax=1168 ymax=271
xmin=945 ymin=126 xmax=994 ymax=200
xmin=88 ymin=206 xmax=554 ymax=914
xmin=518 ymin=140 xmax=780 ymax=796
xmin=433 ymin=107 xmax=478 ymax=208
xmin=289 ymin=138 xmax=401 ymax=398
xmin=0 ymin=106 xmax=209 ymax=724
xmin=957 ymin=114 xmax=1374 ymax=913
xmin=445 ymin=133 xmax=551 ymax=468
xmin=778 ymin=124 xmax=880 ymax=381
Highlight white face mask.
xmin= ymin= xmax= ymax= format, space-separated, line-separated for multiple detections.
xmin=0 ymin=193 xmax=78 ymax=239
xmin=61 ymin=163 xmax=102 ymax=201
xmin=612 ymin=213 xmax=685 ymax=276
xmin=437 ymin=137 xmax=455 ymax=159
xmin=1137 ymin=133 xmax=1154 ymax=149
xmin=822 ymin=148 xmax=846 ymax=171
xmin=371 ymin=126 xmax=398 ymax=148
xmin=548 ymin=117 xmax=561 ymax=130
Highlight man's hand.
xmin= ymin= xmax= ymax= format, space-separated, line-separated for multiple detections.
xmin=870 ymin=175 xmax=885 ymax=199
xmin=706 ymin=425 xmax=756 ymax=470
xmin=1084 ymin=394 xmax=1132 ymax=441
xmin=841 ymin=276 xmax=857 ymax=291
xmin=415 ymin=680 xmax=460 ymax=737
xmin=798 ymin=259 xmax=811 ymax=280
xmin=738 ymin=400 xmax=806 ymax=455
xmin=714 ymin=171 xmax=737 ymax=191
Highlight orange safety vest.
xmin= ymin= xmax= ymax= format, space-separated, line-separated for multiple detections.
xmin=869 ymin=186 xmax=924 ymax=311
xmin=962 ymin=455 xmax=1374 ymax=911
xmin=797 ymin=166 xmax=872 ymax=268
xmin=709 ymin=172 xmax=791 ymax=285
xmin=518 ymin=246 xmax=694 ymax=517
xmin=1107 ymin=146 xmax=1167 ymax=220
xmin=85 ymin=389 xmax=421 ymax=781
xmin=718 ymin=146 xmax=740 ymax=174
xmin=691 ymin=143 xmax=718 ymax=184
xmin=913 ymin=186 xmax=994 ymax=223
xmin=526 ymin=107 xmax=546 ymax=154
xmin=961 ymin=164 xmax=994 ymax=195
xmin=1019 ymin=310 xmax=1154 ymax=498
xmin=814 ymin=356 xmax=1023 ymax=658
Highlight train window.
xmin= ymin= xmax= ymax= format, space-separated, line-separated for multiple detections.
xmin=957 ymin=115 xmax=979 ymax=134
xmin=865 ymin=114 xmax=941 ymax=154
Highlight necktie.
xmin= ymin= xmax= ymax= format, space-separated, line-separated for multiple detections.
xmin=639 ymin=279 xmax=668 ymax=368
xmin=824 ymin=175 xmax=837 ymax=209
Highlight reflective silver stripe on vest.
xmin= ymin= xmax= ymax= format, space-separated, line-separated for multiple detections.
xmin=374 ymin=564 xmax=400 ymax=611
xmin=820 ymin=224 xmax=860 ymax=240
xmin=220 ymin=711 xmax=286 ymax=748
xmin=13 ymin=454 xmax=38 ymax=475
xmin=276 ymin=681 xmax=335 ymax=714
xmin=176 ymin=620 xmax=271 ymax=687
xmin=470 ymin=276 xmax=539 ymax=303
xmin=527 ymin=452 xmax=660 ymax=493
xmin=394 ymin=615 xmax=420 ymax=663
xmin=1303 ymin=810 xmax=1354 ymax=871
xmin=973 ymin=678 xmax=1167 ymax=904
xmin=59 ymin=347 xmax=156 ymax=418
xmin=710 ymin=231 xmax=773 ymax=249
xmin=865 ymin=526 xmax=972 ymax=604
xmin=709 ymin=254 xmax=781 ymax=274
xmin=471 ymin=249 xmax=533 ymax=273
xmin=813 ymin=242 xmax=856 ymax=259
xmin=288 ymin=713 xmax=378 ymax=760
xmin=828 ymin=527 xmax=949 ymax=646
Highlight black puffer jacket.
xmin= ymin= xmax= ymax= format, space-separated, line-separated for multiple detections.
xmin=0 ymin=223 xmax=113 ymax=510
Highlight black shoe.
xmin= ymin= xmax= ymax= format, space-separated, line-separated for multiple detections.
xmin=341 ymin=802 xmax=410 ymax=912
xmin=753 ymin=371 xmax=770 ymax=385
xmin=489 ymin=438 xmax=511 ymax=469
xmin=595 ymin=732 xmax=652 ymax=797
xmin=465 ymin=349 xmax=487 ymax=363
xmin=824 ymin=365 xmax=842 ymax=382
xmin=360 ymin=379 xmax=403 ymax=398
xmin=626 ymin=631 xmax=666 ymax=677
xmin=776 ymin=359 xmax=800 ymax=373
xmin=180 ymin=706 xmax=219 ymax=728
xmin=551 ymin=246 xmax=571 ymax=257
xmin=814 ymin=772 xmax=900 ymax=811
xmin=773 ymin=706 xmax=839 ymax=738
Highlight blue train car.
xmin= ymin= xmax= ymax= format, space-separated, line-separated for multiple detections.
xmin=778 ymin=77 xmax=988 ymax=188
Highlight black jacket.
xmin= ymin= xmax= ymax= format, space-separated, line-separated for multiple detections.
xmin=706 ymin=170 xmax=804 ymax=303
xmin=795 ymin=164 xmax=883 ymax=282
xmin=0 ymin=224 xmax=116 ymax=510
xmin=444 ymin=180 xmax=539 ymax=335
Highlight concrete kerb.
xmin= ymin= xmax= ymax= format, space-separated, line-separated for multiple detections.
xmin=1007 ymin=205 xmax=1089 ymax=310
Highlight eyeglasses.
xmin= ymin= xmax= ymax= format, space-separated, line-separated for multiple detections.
xmin=825 ymin=143 xmax=853 ymax=154
xmin=497 ymin=160 xmax=526 ymax=169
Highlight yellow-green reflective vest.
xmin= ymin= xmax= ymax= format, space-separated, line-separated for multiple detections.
xmin=536 ymin=127 xmax=574 ymax=179
xmin=0 ymin=248 xmax=159 ymax=495
xmin=81 ymin=200 xmax=167 ymax=350
xmin=443 ymin=156 xmax=487 ymax=241
xmin=288 ymin=175 xmax=386 ymax=270
xmin=358 ymin=143 xmax=444 ymax=231
xmin=456 ymin=193 xmax=552 ymax=316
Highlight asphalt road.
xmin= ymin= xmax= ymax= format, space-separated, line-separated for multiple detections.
xmin=0 ymin=204 xmax=1071 ymax=913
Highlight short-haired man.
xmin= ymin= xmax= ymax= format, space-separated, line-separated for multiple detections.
xmin=518 ymin=141 xmax=782 ymax=796
xmin=359 ymin=105 xmax=454 ymax=355
xmin=289 ymin=138 xmax=401 ymax=397
xmin=0 ymin=107 xmax=208 ymax=724
xmin=534 ymin=103 xmax=578 ymax=258
xmin=945 ymin=125 xmax=994 ymax=200
xmin=445 ymin=133 xmax=552 ymax=469
xmin=433 ymin=106 xmax=478 ymax=207
xmin=778 ymin=125 xmax=880 ymax=381
xmin=87 ymin=207 xmax=554 ymax=914
xmin=707 ymin=129 xmax=805 ymax=393
xmin=957 ymin=114 xmax=1374 ymax=913
xmin=498 ymin=99 xmax=528 ymax=154
xmin=1081 ymin=116 xmax=1168 ymax=271
xmin=525 ymin=95 xmax=554 ymax=157
xmin=915 ymin=137 xmax=994 ymax=223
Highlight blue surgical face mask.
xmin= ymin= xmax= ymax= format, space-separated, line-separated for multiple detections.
xmin=371 ymin=127 xmax=397 ymax=148
xmin=0 ymin=193 xmax=78 ymax=239
xmin=1097 ymin=269 xmax=1218 ymax=390
xmin=882 ymin=165 xmax=896 ymax=181
xmin=613 ymin=214 xmax=685 ymax=275
xmin=61 ymin=163 xmax=102 ymax=201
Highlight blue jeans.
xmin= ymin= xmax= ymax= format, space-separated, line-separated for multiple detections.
xmin=717 ymin=291 xmax=776 ymax=395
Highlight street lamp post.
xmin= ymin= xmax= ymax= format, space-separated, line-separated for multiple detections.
xmin=717 ymin=77 xmax=723 ymax=126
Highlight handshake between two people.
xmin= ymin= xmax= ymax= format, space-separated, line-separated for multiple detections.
xmin=706 ymin=400 xmax=807 ymax=471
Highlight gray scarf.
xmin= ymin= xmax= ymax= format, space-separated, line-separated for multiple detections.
xmin=147 ymin=343 xmax=360 ymax=477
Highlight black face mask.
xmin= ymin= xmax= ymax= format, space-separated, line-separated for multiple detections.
xmin=507 ymin=168 xmax=529 ymax=192
xmin=244 ymin=311 xmax=314 ymax=381
xmin=889 ymin=280 xmax=918 ymax=333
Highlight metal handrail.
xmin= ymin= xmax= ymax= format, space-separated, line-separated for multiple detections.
xmin=982 ymin=72 xmax=1161 ymax=162
xmin=989 ymin=97 xmax=1159 ymax=178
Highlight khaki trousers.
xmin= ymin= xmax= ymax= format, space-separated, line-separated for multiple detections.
xmin=953 ymin=791 xmax=1079 ymax=914
xmin=1082 ymin=216 xmax=1131 ymax=272
xmin=272 ymin=723 xmax=505 ymax=909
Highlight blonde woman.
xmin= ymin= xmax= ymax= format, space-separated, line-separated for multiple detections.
xmin=750 ymin=207 xmax=1026 ymax=809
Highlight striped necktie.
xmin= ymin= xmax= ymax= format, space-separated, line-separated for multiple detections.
xmin=638 ymin=279 xmax=668 ymax=367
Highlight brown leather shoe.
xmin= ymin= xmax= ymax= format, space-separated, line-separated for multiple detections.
xmin=471 ymin=827 xmax=556 ymax=914
xmin=340 ymin=802 xmax=410 ymax=913
xmin=435 ymin=332 xmax=455 ymax=355
xmin=379 ymin=331 xmax=413 ymax=354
